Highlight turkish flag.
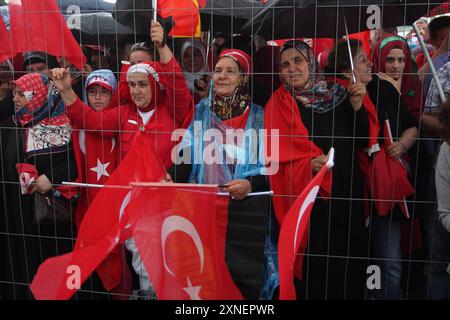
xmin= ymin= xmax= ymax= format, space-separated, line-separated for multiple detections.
xmin=30 ymin=133 xmax=166 ymax=299
xmin=363 ymin=120 xmax=414 ymax=217
xmin=0 ymin=17 xmax=12 ymax=63
xmin=278 ymin=149 xmax=333 ymax=300
xmin=9 ymin=0 xmax=86 ymax=70
xmin=131 ymin=183 xmax=243 ymax=300
xmin=158 ymin=0 xmax=205 ymax=37
xmin=15 ymin=163 xmax=38 ymax=194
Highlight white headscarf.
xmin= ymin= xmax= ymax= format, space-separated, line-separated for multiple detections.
xmin=180 ymin=39 xmax=207 ymax=93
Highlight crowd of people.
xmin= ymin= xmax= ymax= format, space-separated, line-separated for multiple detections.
xmin=0 ymin=14 xmax=450 ymax=300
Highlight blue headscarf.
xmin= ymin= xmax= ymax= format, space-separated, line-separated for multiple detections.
xmin=178 ymin=82 xmax=266 ymax=185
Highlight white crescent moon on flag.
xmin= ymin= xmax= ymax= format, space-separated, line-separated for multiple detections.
xmin=111 ymin=138 xmax=116 ymax=153
xmin=79 ymin=130 xmax=86 ymax=155
xmin=119 ymin=191 xmax=133 ymax=229
xmin=293 ymin=185 xmax=320 ymax=255
xmin=161 ymin=215 xmax=204 ymax=277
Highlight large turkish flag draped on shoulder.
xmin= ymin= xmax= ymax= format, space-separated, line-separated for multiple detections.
xmin=9 ymin=0 xmax=86 ymax=69
xmin=278 ymin=149 xmax=334 ymax=300
xmin=30 ymin=133 xmax=165 ymax=300
xmin=131 ymin=183 xmax=243 ymax=300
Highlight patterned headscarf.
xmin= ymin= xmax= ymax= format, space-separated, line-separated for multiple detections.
xmin=12 ymin=73 xmax=72 ymax=157
xmin=13 ymin=73 xmax=68 ymax=127
xmin=280 ymin=40 xmax=347 ymax=113
xmin=212 ymin=49 xmax=252 ymax=121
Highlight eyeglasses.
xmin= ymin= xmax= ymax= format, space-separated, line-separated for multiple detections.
xmin=87 ymin=88 xmax=111 ymax=97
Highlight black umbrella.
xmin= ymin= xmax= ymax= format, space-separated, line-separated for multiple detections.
xmin=65 ymin=12 xmax=133 ymax=35
xmin=242 ymin=0 xmax=447 ymax=39
xmin=112 ymin=0 xmax=254 ymax=36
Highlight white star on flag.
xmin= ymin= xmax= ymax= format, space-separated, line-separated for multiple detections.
xmin=90 ymin=159 xmax=111 ymax=181
xmin=182 ymin=277 xmax=202 ymax=300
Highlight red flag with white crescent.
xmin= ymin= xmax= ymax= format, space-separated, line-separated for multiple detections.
xmin=278 ymin=148 xmax=334 ymax=300
xmin=131 ymin=183 xmax=244 ymax=300
xmin=30 ymin=133 xmax=165 ymax=299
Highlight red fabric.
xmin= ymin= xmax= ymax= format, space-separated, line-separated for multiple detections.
xmin=0 ymin=17 xmax=12 ymax=63
xmin=72 ymin=128 xmax=127 ymax=293
xmin=415 ymin=50 xmax=435 ymax=70
xmin=264 ymin=84 xmax=327 ymax=226
xmin=360 ymin=120 xmax=414 ymax=217
xmin=67 ymin=57 xmax=193 ymax=167
xmin=30 ymin=133 xmax=166 ymax=300
xmin=219 ymin=49 xmax=252 ymax=77
xmin=278 ymin=158 xmax=332 ymax=300
xmin=9 ymin=0 xmax=86 ymax=70
xmin=349 ymin=31 xmax=371 ymax=57
xmin=158 ymin=0 xmax=205 ymax=37
xmin=223 ymin=108 xmax=250 ymax=129
xmin=372 ymin=35 xmax=423 ymax=121
xmin=15 ymin=163 xmax=38 ymax=194
xmin=131 ymin=184 xmax=243 ymax=299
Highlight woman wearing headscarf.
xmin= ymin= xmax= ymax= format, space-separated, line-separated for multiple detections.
xmin=70 ymin=69 xmax=133 ymax=298
xmin=0 ymin=73 xmax=77 ymax=299
xmin=51 ymin=20 xmax=193 ymax=298
xmin=328 ymin=39 xmax=419 ymax=300
xmin=265 ymin=40 xmax=369 ymax=299
xmin=373 ymin=35 xmax=429 ymax=292
xmin=52 ymin=21 xmax=193 ymax=167
xmin=179 ymin=39 xmax=209 ymax=104
xmin=372 ymin=35 xmax=423 ymax=121
xmin=169 ymin=49 xmax=278 ymax=299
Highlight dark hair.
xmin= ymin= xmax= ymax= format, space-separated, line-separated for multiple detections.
xmin=439 ymin=97 xmax=450 ymax=143
xmin=325 ymin=39 xmax=362 ymax=75
xmin=428 ymin=16 xmax=450 ymax=40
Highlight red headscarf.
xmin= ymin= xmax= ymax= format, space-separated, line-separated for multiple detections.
xmin=372 ymin=35 xmax=423 ymax=120
xmin=218 ymin=49 xmax=252 ymax=77
xmin=13 ymin=73 xmax=69 ymax=127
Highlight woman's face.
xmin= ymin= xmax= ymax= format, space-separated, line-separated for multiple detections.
xmin=87 ymin=84 xmax=112 ymax=111
xmin=12 ymin=89 xmax=29 ymax=112
xmin=183 ymin=46 xmax=204 ymax=73
xmin=129 ymin=50 xmax=153 ymax=65
xmin=384 ymin=48 xmax=405 ymax=81
xmin=279 ymin=48 xmax=310 ymax=89
xmin=128 ymin=73 xmax=152 ymax=109
xmin=213 ymin=57 xmax=241 ymax=97
xmin=353 ymin=49 xmax=373 ymax=85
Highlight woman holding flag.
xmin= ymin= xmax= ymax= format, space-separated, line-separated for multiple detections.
xmin=327 ymin=39 xmax=418 ymax=300
xmin=51 ymin=20 xmax=193 ymax=167
xmin=51 ymin=20 xmax=193 ymax=298
xmin=266 ymin=40 xmax=370 ymax=299
xmin=169 ymin=48 xmax=278 ymax=299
